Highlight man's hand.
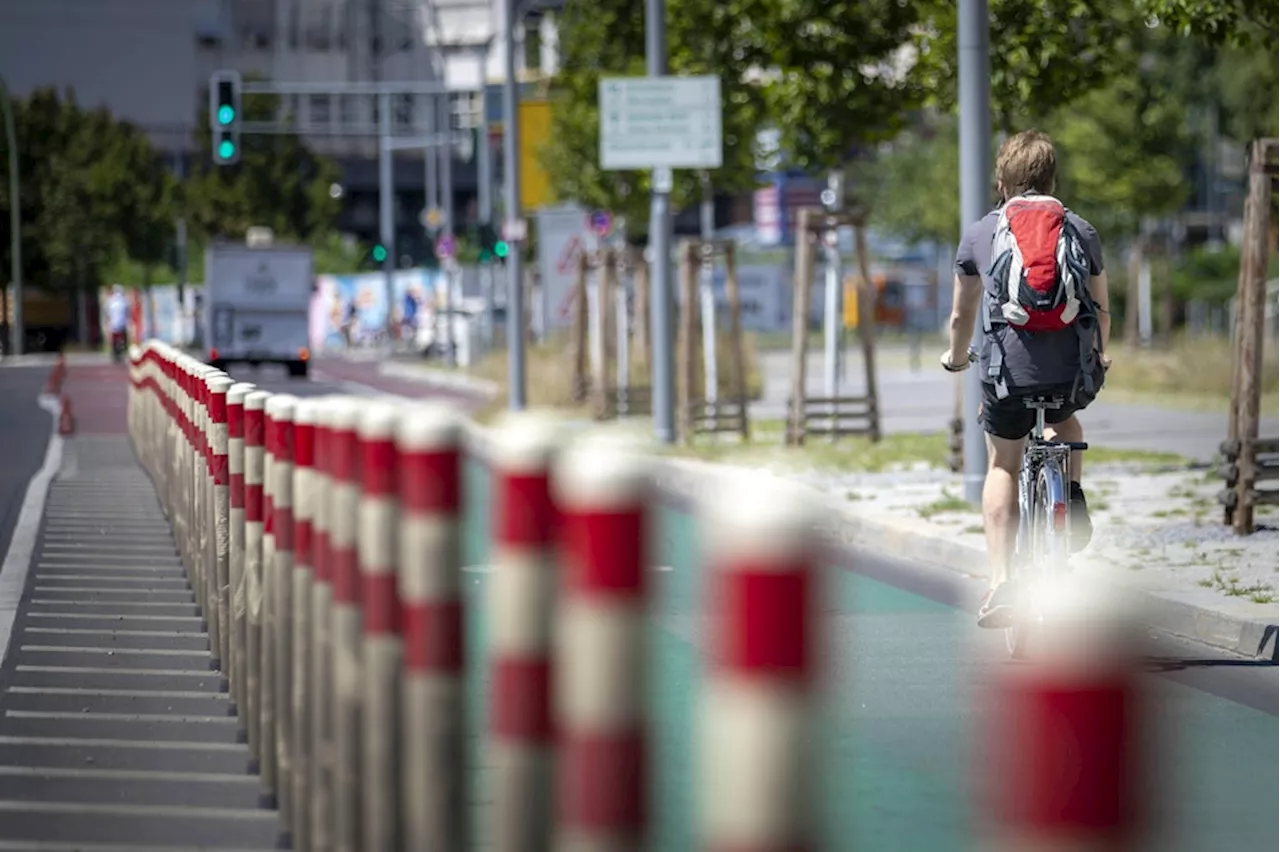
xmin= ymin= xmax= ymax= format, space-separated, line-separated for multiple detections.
xmin=940 ymin=350 xmax=974 ymax=373
xmin=1100 ymin=353 xmax=1112 ymax=371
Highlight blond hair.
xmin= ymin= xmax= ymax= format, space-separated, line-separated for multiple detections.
xmin=995 ymin=130 xmax=1057 ymax=199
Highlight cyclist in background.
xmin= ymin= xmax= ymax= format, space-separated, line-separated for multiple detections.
xmin=940 ymin=130 xmax=1113 ymax=628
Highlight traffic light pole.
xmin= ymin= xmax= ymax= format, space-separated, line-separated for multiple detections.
xmin=378 ymin=92 xmax=396 ymax=343
xmin=0 ymin=75 xmax=22 ymax=357
xmin=502 ymin=0 xmax=526 ymax=411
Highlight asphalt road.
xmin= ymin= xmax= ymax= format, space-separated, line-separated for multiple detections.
xmin=0 ymin=366 xmax=53 ymax=575
xmin=753 ymin=348 xmax=1280 ymax=462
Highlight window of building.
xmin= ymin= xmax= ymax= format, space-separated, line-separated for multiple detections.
xmin=311 ymin=95 xmax=332 ymax=125
xmin=306 ymin=4 xmax=331 ymax=51
xmin=339 ymin=95 xmax=357 ymax=128
xmin=395 ymin=95 xmax=414 ymax=130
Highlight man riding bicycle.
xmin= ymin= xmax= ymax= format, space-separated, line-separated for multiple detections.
xmin=940 ymin=130 xmax=1112 ymax=628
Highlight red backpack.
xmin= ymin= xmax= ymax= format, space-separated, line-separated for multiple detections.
xmin=987 ymin=194 xmax=1090 ymax=332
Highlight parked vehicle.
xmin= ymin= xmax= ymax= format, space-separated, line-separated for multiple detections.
xmin=203 ymin=243 xmax=314 ymax=377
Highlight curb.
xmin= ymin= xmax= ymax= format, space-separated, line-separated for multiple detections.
xmin=377 ymin=360 xmax=500 ymax=399
xmin=650 ymin=456 xmax=1279 ymax=663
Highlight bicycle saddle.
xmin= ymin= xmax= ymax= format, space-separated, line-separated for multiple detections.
xmin=1022 ymin=394 xmax=1066 ymax=408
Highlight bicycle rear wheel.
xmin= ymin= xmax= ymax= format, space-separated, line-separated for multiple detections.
xmin=1005 ymin=461 xmax=1069 ymax=659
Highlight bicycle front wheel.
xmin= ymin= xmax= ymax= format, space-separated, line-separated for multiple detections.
xmin=1005 ymin=460 xmax=1070 ymax=659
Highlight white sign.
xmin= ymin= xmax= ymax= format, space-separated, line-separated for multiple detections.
xmin=502 ymin=218 xmax=528 ymax=243
xmin=598 ymin=75 xmax=723 ymax=170
xmin=536 ymin=206 xmax=596 ymax=334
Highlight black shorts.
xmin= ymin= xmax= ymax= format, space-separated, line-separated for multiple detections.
xmin=979 ymin=381 xmax=1085 ymax=440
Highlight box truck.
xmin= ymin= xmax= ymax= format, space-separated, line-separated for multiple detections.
xmin=204 ymin=243 xmax=314 ymax=377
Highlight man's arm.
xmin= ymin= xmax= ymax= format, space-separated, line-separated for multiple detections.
xmin=946 ymin=272 xmax=984 ymax=366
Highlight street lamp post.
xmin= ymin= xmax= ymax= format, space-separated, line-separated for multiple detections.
xmin=0 ymin=75 xmax=22 ymax=356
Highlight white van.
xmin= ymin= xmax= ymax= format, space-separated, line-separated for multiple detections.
xmin=204 ymin=244 xmax=314 ymax=377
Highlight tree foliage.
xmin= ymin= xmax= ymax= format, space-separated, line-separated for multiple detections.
xmin=1137 ymin=0 xmax=1278 ymax=47
xmin=540 ymin=0 xmax=768 ymax=239
xmin=183 ymin=80 xmax=342 ymax=244
xmin=0 ymin=87 xmax=175 ymax=293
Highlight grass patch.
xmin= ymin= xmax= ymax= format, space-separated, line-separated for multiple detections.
xmin=1103 ymin=335 xmax=1279 ymax=413
xmin=1207 ymin=568 xmax=1278 ymax=604
xmin=917 ymin=489 xmax=977 ymax=518
xmin=666 ymin=425 xmax=952 ymax=473
xmin=1086 ymin=446 xmax=1188 ymax=466
xmin=441 ymin=331 xmax=765 ymax=423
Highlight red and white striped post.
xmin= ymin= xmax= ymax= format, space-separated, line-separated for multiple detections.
xmin=489 ymin=413 xmax=565 ymax=852
xmin=328 ymin=397 xmax=365 ymax=852
xmin=194 ymin=364 xmax=213 ymax=623
xmin=553 ymin=436 xmax=652 ymax=848
xmin=310 ymin=397 xmax=348 ymax=852
xmin=243 ymin=389 xmax=271 ymax=768
xmin=357 ymin=403 xmax=402 ymax=852
xmin=177 ymin=358 xmax=196 ymax=591
xmin=291 ymin=397 xmax=320 ymax=851
xmin=396 ymin=403 xmax=466 ymax=851
xmin=266 ymin=394 xmax=299 ymax=819
xmin=206 ymin=374 xmax=234 ymax=671
xmin=699 ymin=475 xmax=819 ymax=852
xmin=982 ymin=577 xmax=1148 ymax=852
xmin=227 ymin=381 xmax=257 ymax=714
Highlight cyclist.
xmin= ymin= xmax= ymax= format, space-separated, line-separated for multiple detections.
xmin=940 ymin=130 xmax=1112 ymax=628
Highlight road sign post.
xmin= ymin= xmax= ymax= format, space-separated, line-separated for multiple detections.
xmin=599 ymin=70 xmax=723 ymax=444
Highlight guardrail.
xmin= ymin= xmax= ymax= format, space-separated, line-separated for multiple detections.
xmin=125 ymin=339 xmax=1151 ymax=851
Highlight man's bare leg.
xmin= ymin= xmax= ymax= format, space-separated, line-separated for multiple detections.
xmin=1044 ymin=414 xmax=1084 ymax=482
xmin=982 ymin=433 xmax=1026 ymax=587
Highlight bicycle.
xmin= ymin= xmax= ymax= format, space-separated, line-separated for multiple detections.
xmin=944 ymin=348 xmax=1088 ymax=659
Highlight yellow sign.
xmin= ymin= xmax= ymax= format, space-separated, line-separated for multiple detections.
xmin=518 ymin=100 xmax=554 ymax=212
xmin=843 ymin=276 xmax=860 ymax=330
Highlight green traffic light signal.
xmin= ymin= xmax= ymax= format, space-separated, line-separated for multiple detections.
xmin=494 ymin=240 xmax=509 ymax=259
xmin=217 ymin=105 xmax=236 ymax=125
xmin=218 ymin=139 xmax=236 ymax=159
xmin=372 ymin=244 xmax=388 ymax=263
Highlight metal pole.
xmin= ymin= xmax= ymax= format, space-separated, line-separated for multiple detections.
xmin=379 ymin=92 xmax=396 ymax=342
xmin=503 ymin=0 xmax=526 ymax=409
xmin=823 ymin=171 xmax=844 ymax=400
xmin=477 ymin=64 xmax=493 ymax=224
xmin=1 ymin=76 xmax=23 ymax=356
xmin=699 ymin=172 xmax=718 ymax=403
xmin=959 ymin=0 xmax=991 ymax=503
xmin=425 ymin=95 xmax=440 ymax=215
xmin=646 ymin=0 xmax=674 ymax=443
xmin=174 ymin=149 xmax=189 ymax=346
xmin=442 ymin=95 xmax=457 ymax=367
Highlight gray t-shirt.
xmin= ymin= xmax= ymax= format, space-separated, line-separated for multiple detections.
xmin=955 ymin=206 xmax=1105 ymax=389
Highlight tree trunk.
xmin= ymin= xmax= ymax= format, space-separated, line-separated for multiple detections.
xmin=1125 ymin=237 xmax=1144 ymax=344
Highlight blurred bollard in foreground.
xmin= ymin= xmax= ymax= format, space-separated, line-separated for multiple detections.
xmin=290 ymin=397 xmax=320 ymax=851
xmin=700 ymin=473 xmax=820 ymax=851
xmin=490 ymin=412 xmax=565 ymax=852
xmin=243 ymin=389 xmax=270 ymax=771
xmin=397 ymin=402 xmax=468 ymax=851
xmin=553 ymin=432 xmax=651 ymax=848
xmin=981 ymin=575 xmax=1150 ymax=852
xmin=227 ymin=381 xmax=256 ymax=715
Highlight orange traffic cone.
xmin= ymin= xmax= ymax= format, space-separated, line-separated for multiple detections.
xmin=58 ymin=396 xmax=75 ymax=436
xmin=45 ymin=355 xmax=66 ymax=395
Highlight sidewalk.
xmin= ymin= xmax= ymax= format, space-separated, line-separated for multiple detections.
xmin=0 ymin=364 xmax=281 ymax=849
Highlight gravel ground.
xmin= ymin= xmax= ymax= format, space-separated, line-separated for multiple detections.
xmin=784 ymin=462 xmax=1279 ymax=605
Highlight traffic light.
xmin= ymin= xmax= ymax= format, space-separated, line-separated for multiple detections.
xmin=371 ymin=243 xmax=388 ymax=264
xmin=494 ymin=240 xmax=510 ymax=259
xmin=209 ymin=70 xmax=242 ymax=166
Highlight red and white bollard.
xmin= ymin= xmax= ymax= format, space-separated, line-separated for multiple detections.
xmin=291 ymin=397 xmax=320 ymax=851
xmin=310 ymin=397 xmax=347 ymax=852
xmin=553 ymin=435 xmax=652 ymax=848
xmin=328 ymin=397 xmax=365 ymax=852
xmin=700 ymin=475 xmax=819 ymax=852
xmin=243 ymin=389 xmax=271 ymax=770
xmin=489 ymin=413 xmax=565 ymax=851
xmin=266 ymin=394 xmax=299 ymax=820
xmin=227 ymin=381 xmax=257 ymax=714
xmin=397 ymin=402 xmax=466 ymax=851
xmin=206 ymin=373 xmax=234 ymax=671
xmin=982 ymin=576 xmax=1148 ymax=852
xmin=358 ymin=403 xmax=402 ymax=852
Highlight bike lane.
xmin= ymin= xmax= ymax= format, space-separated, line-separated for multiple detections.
xmin=458 ymin=458 xmax=1277 ymax=851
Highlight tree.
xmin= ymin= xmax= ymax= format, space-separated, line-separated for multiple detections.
xmin=183 ymin=79 xmax=341 ymax=244
xmin=912 ymin=0 xmax=1146 ymax=132
xmin=539 ymin=0 xmax=769 ymax=240
xmin=1137 ymin=0 xmax=1277 ymax=47
xmin=852 ymin=113 xmax=962 ymax=250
